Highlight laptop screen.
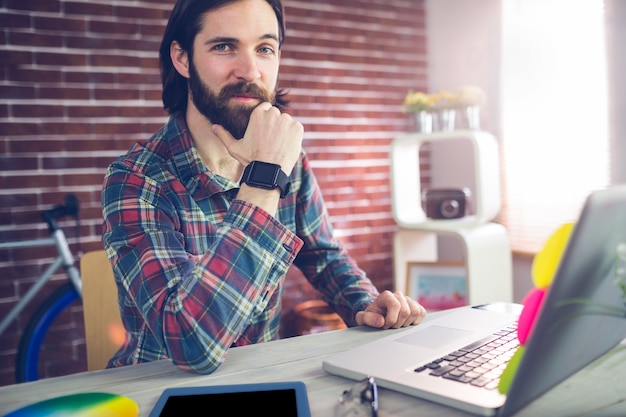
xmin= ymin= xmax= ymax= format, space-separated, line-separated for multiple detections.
xmin=500 ymin=186 xmax=626 ymax=416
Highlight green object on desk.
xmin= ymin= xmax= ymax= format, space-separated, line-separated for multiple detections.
xmin=3 ymin=392 xmax=138 ymax=417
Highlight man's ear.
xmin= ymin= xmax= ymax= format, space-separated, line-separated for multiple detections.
xmin=170 ymin=41 xmax=190 ymax=79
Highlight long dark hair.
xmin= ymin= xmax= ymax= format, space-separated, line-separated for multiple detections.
xmin=159 ymin=0 xmax=289 ymax=115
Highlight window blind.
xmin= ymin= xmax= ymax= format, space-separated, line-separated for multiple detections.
xmin=500 ymin=0 xmax=610 ymax=253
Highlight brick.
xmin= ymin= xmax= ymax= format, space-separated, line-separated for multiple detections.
xmin=140 ymin=21 xmax=170 ymax=37
xmin=91 ymin=52 xmax=141 ymax=69
xmin=10 ymin=31 xmax=64 ymax=49
xmin=118 ymin=71 xmax=161 ymax=85
xmin=146 ymin=89 xmax=164 ymax=101
xmin=63 ymin=173 xmax=108 ymax=187
xmin=33 ymin=15 xmax=87 ymax=32
xmin=116 ymin=4 xmax=166 ymax=20
xmin=89 ymin=19 xmax=138 ymax=36
xmin=64 ymin=1 xmax=113 ymax=17
xmin=62 ymin=69 xmax=117 ymax=84
xmin=93 ymin=122 xmax=151 ymax=136
xmin=42 ymin=156 xmax=93 ymax=170
xmin=7 ymin=138 xmax=66 ymax=153
xmin=35 ymin=51 xmax=88 ymax=67
xmin=64 ymin=34 xmax=118 ymax=51
xmin=117 ymin=105 xmax=164 ymax=119
xmin=0 ymin=155 xmax=39 ymax=171
xmin=65 ymin=104 xmax=119 ymax=119
xmin=11 ymin=104 xmax=65 ymax=118
xmin=0 ymin=12 xmax=31 ymax=30
xmin=1 ymin=49 xmax=34 ymax=66
xmin=94 ymin=88 xmax=141 ymax=101
xmin=41 ymin=122 xmax=93 ymax=135
xmin=5 ymin=0 xmax=61 ymax=13
xmin=2 ymin=174 xmax=60 ymax=190
xmin=0 ymin=122 xmax=40 ymax=136
xmin=7 ymin=67 xmax=63 ymax=84
xmin=0 ymin=194 xmax=38 ymax=210
xmin=38 ymin=86 xmax=91 ymax=100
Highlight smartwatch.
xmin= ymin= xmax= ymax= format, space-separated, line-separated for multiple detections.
xmin=240 ymin=161 xmax=291 ymax=199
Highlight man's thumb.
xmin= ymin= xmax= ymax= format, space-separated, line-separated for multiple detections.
xmin=211 ymin=124 xmax=233 ymax=143
xmin=356 ymin=311 xmax=385 ymax=328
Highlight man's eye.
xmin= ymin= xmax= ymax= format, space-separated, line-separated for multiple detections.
xmin=259 ymin=46 xmax=275 ymax=55
xmin=213 ymin=44 xmax=231 ymax=52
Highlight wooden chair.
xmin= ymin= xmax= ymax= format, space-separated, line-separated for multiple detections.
xmin=80 ymin=250 xmax=125 ymax=372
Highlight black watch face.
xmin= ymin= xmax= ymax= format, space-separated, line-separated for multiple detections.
xmin=242 ymin=161 xmax=289 ymax=197
xmin=250 ymin=162 xmax=279 ymax=185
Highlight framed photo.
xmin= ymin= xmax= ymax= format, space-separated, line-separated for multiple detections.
xmin=406 ymin=262 xmax=468 ymax=311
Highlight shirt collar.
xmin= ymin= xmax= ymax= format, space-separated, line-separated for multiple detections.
xmin=167 ymin=113 xmax=239 ymax=200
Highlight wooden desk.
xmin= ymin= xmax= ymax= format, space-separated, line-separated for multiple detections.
xmin=1 ymin=316 xmax=626 ymax=417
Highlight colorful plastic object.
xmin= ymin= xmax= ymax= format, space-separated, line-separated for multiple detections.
xmin=3 ymin=392 xmax=138 ymax=417
xmin=497 ymin=222 xmax=574 ymax=394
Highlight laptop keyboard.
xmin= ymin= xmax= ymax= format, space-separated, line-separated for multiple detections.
xmin=414 ymin=323 xmax=519 ymax=390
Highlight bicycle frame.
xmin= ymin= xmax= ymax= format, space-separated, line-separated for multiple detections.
xmin=0 ymin=228 xmax=82 ymax=338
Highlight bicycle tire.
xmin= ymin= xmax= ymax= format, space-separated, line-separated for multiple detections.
xmin=15 ymin=282 xmax=80 ymax=383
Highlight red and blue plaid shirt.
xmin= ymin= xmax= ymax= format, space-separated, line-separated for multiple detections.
xmin=101 ymin=114 xmax=379 ymax=374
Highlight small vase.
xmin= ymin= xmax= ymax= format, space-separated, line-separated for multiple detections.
xmin=465 ymin=106 xmax=481 ymax=130
xmin=415 ymin=111 xmax=433 ymax=134
xmin=435 ymin=109 xmax=456 ymax=131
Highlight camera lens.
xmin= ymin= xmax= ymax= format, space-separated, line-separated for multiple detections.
xmin=440 ymin=199 xmax=460 ymax=218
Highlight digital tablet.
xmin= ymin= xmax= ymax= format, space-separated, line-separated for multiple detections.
xmin=148 ymin=381 xmax=312 ymax=417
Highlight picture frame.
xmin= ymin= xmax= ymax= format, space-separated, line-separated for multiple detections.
xmin=405 ymin=261 xmax=468 ymax=311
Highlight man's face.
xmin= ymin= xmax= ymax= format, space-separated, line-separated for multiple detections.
xmin=186 ymin=0 xmax=281 ymax=139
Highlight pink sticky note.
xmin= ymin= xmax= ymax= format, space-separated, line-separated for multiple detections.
xmin=518 ymin=288 xmax=546 ymax=345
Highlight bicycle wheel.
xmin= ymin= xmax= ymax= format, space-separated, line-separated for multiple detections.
xmin=15 ymin=282 xmax=80 ymax=383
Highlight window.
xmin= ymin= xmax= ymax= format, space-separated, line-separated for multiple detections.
xmin=501 ymin=0 xmax=609 ymax=253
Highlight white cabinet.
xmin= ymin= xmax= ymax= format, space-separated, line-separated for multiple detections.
xmin=390 ymin=130 xmax=513 ymax=305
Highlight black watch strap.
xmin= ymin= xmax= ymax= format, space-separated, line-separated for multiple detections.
xmin=240 ymin=161 xmax=291 ymax=199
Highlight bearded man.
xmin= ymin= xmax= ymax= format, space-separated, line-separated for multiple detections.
xmin=101 ymin=0 xmax=426 ymax=375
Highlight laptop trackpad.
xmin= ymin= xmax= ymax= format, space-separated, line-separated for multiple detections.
xmin=395 ymin=325 xmax=473 ymax=349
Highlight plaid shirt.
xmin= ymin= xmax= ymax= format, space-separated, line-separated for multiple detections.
xmin=101 ymin=114 xmax=379 ymax=374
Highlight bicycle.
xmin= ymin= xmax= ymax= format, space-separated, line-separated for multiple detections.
xmin=0 ymin=194 xmax=82 ymax=383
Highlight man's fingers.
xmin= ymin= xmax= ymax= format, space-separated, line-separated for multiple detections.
xmin=355 ymin=310 xmax=385 ymax=328
xmin=254 ymin=101 xmax=274 ymax=112
xmin=406 ymin=299 xmax=427 ymax=326
xmin=392 ymin=292 xmax=412 ymax=328
xmin=357 ymin=290 xmax=427 ymax=330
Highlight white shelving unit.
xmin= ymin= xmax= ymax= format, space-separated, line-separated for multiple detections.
xmin=390 ymin=130 xmax=513 ymax=305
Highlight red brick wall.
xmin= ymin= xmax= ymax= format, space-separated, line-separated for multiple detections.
xmin=0 ymin=0 xmax=427 ymax=385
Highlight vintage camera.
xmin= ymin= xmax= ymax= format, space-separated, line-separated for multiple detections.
xmin=422 ymin=188 xmax=471 ymax=219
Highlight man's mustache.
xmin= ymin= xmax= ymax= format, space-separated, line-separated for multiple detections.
xmin=219 ymin=82 xmax=272 ymax=103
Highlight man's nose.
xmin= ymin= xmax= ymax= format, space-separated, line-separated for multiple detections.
xmin=233 ymin=51 xmax=261 ymax=82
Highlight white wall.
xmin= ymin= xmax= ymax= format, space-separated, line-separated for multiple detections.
xmin=426 ymin=0 xmax=502 ymax=136
xmin=606 ymin=0 xmax=626 ymax=184
xmin=425 ymin=0 xmax=531 ymax=301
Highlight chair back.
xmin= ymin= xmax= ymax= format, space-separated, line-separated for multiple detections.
xmin=81 ymin=250 xmax=124 ymax=372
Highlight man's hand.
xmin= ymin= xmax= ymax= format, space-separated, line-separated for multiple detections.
xmin=212 ymin=102 xmax=303 ymax=175
xmin=355 ymin=290 xmax=426 ymax=329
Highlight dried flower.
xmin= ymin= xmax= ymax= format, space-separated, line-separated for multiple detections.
xmin=431 ymin=90 xmax=459 ymax=109
xmin=403 ymin=86 xmax=487 ymax=114
xmin=456 ymin=86 xmax=487 ymax=107
xmin=403 ymin=91 xmax=435 ymax=113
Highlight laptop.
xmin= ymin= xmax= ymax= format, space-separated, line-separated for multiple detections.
xmin=323 ymin=185 xmax=626 ymax=416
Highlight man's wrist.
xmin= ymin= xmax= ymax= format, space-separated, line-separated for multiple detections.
xmin=240 ymin=161 xmax=290 ymax=198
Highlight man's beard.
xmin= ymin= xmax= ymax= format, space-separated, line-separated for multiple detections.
xmin=188 ymin=61 xmax=275 ymax=139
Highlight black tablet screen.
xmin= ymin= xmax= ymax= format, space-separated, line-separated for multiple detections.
xmin=157 ymin=389 xmax=298 ymax=416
